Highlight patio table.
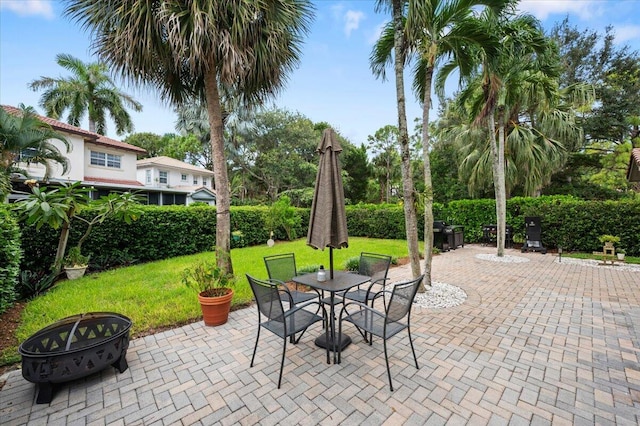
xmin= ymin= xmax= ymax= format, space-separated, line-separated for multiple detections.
xmin=292 ymin=271 xmax=370 ymax=363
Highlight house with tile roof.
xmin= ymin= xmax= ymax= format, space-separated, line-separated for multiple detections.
xmin=3 ymin=104 xmax=215 ymax=205
xmin=136 ymin=156 xmax=216 ymax=205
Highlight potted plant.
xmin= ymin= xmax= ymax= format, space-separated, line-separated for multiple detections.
xmin=182 ymin=258 xmax=235 ymax=326
xmin=598 ymin=235 xmax=620 ymax=250
xmin=63 ymin=246 xmax=90 ymax=280
xmin=617 ymin=248 xmax=626 ymax=261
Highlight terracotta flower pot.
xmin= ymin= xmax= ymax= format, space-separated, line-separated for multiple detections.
xmin=197 ymin=289 xmax=234 ymax=326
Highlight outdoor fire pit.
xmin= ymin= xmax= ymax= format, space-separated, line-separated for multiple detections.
xmin=18 ymin=312 xmax=132 ymax=404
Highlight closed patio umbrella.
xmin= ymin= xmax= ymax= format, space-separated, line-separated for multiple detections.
xmin=307 ymin=128 xmax=348 ymax=278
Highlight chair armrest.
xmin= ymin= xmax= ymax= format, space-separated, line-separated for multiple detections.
xmin=271 ymin=279 xmax=295 ymax=305
xmin=284 ymin=300 xmax=324 ymax=317
xmin=340 ymin=301 xmax=385 ymax=321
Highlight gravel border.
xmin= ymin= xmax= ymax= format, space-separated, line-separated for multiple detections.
xmin=414 ymin=282 xmax=467 ymax=309
xmin=555 ymin=256 xmax=640 ymax=272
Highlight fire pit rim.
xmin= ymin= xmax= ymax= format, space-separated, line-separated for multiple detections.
xmin=18 ymin=311 xmax=132 ymax=357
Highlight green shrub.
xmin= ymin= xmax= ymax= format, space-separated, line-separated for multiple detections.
xmin=0 ymin=206 xmax=21 ymax=313
xmin=19 ymin=197 xmax=640 ymax=277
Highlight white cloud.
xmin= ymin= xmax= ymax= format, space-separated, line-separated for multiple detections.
xmin=0 ymin=0 xmax=55 ymax=19
xmin=344 ymin=10 xmax=365 ymax=37
xmin=614 ymin=25 xmax=640 ymax=45
xmin=517 ymin=0 xmax=599 ymax=21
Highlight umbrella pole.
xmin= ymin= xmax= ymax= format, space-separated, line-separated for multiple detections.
xmin=330 ymin=247 xmax=334 ymax=279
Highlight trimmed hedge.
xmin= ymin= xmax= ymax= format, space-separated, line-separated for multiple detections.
xmin=18 ymin=196 xmax=640 ymax=278
xmin=0 ymin=205 xmax=21 ymax=313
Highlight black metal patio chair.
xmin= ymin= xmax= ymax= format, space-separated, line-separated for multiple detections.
xmin=342 ymin=252 xmax=392 ymax=306
xmin=337 ymin=274 xmax=424 ymax=391
xmin=264 ymin=253 xmax=320 ymax=305
xmin=247 ymin=274 xmax=328 ymax=389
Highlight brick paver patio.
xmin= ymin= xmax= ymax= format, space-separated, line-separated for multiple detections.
xmin=1 ymin=244 xmax=639 ymax=425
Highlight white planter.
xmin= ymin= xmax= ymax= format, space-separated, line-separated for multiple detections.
xmin=617 ymin=253 xmax=625 ymax=261
xmin=65 ymin=266 xmax=87 ymax=280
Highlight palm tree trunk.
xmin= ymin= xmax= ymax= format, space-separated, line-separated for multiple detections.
xmin=488 ymin=108 xmax=506 ymax=257
xmin=422 ymin=68 xmax=435 ymax=291
xmin=392 ymin=0 xmax=421 ymax=280
xmin=204 ymin=70 xmax=233 ymax=274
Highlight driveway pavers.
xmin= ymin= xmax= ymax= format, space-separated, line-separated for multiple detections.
xmin=1 ymin=244 xmax=639 ymax=425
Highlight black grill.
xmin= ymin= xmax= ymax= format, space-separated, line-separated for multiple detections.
xmin=433 ymin=221 xmax=464 ymax=251
xmin=481 ymin=224 xmax=514 ymax=248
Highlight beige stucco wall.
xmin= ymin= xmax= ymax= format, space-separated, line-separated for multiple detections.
xmin=20 ymin=133 xmax=85 ymax=181
xmin=85 ymin=142 xmax=138 ymax=182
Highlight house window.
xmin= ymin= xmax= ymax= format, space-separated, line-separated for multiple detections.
xmin=106 ymin=154 xmax=121 ymax=168
xmin=181 ymin=173 xmax=187 ymax=181
xmin=202 ymin=179 xmax=208 ymax=187
xmin=18 ymin=148 xmax=38 ymax=162
xmin=91 ymin=151 xmax=105 ymax=166
xmin=90 ymin=151 xmax=121 ymax=168
xmin=145 ymin=170 xmax=151 ymax=184
xmin=193 ymin=177 xmax=198 ymax=185
xmin=159 ymin=171 xmax=168 ymax=184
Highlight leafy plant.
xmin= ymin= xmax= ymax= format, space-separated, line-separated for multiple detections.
xmin=15 ymin=182 xmax=142 ymax=274
xmin=598 ymin=235 xmax=620 ymax=245
xmin=64 ymin=246 xmax=90 ymax=267
xmin=0 ymin=206 xmax=21 ymax=313
xmin=617 ymin=248 xmax=626 ymax=254
xmin=17 ymin=270 xmax=57 ymax=299
xmin=265 ymin=195 xmax=301 ymax=240
xmin=182 ymin=259 xmax=235 ymax=297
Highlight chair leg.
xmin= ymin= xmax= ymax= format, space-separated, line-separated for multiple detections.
xmin=278 ymin=337 xmax=287 ymax=389
xmin=383 ymin=339 xmax=393 ymax=392
xmin=250 ymin=326 xmax=261 ymax=367
xmin=407 ymin=327 xmax=419 ymax=369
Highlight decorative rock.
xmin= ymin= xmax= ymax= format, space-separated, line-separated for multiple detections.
xmin=414 ymin=282 xmax=467 ymax=309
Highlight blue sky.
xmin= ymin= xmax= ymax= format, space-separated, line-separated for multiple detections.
xmin=1 ymin=1 xmax=639 ymax=145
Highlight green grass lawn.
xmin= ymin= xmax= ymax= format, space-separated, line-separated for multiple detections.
xmin=564 ymin=252 xmax=640 ymax=264
xmin=0 ymin=237 xmax=416 ymax=366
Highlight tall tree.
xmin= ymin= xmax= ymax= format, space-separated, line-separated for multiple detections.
xmin=368 ymin=125 xmax=402 ymax=203
xmin=0 ymin=105 xmax=70 ymax=199
xmin=382 ymin=0 xmax=512 ymax=284
xmin=371 ymin=0 xmax=421 ymax=281
xmin=29 ymin=54 xmax=142 ymax=135
xmin=342 ymin=144 xmax=371 ymax=204
xmin=230 ymin=108 xmax=318 ymax=201
xmin=66 ymin=1 xmax=313 ymax=273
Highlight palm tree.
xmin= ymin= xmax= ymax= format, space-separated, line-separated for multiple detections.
xmin=29 ymin=54 xmax=142 ymax=135
xmin=371 ymin=0 xmax=422 ymax=283
xmin=65 ymin=1 xmax=313 ymax=273
xmin=373 ymin=0 xmax=512 ymax=285
xmin=450 ymin=11 xmax=580 ymax=255
xmin=0 ymin=104 xmax=70 ymax=199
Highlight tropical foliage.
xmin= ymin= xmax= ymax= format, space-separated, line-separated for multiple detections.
xmin=65 ymin=0 xmax=314 ymax=274
xmin=14 ymin=182 xmax=142 ymax=274
xmin=0 ymin=104 xmax=70 ymax=199
xmin=29 ymin=54 xmax=142 ymax=135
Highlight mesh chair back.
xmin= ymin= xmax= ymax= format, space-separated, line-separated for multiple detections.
xmin=264 ymin=253 xmax=297 ymax=282
xmin=359 ymin=252 xmax=392 ymax=283
xmin=248 ymin=275 xmax=285 ymax=323
xmin=386 ymin=275 xmax=423 ymax=323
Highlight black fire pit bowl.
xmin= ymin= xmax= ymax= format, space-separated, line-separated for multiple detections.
xmin=19 ymin=312 xmax=132 ymax=404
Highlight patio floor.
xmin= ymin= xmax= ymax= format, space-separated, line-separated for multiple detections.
xmin=1 ymin=244 xmax=639 ymax=425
